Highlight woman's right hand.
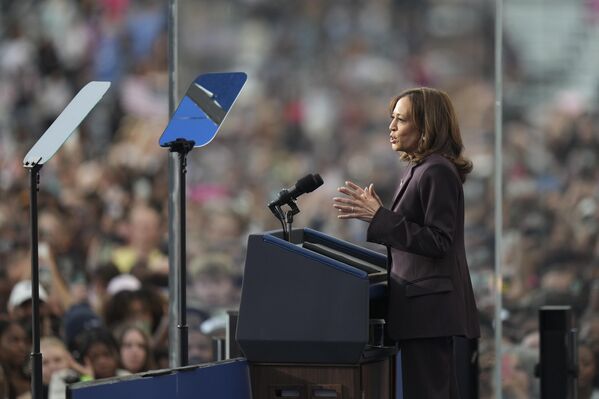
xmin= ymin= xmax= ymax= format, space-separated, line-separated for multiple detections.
xmin=333 ymin=181 xmax=383 ymax=223
xmin=68 ymin=354 xmax=93 ymax=379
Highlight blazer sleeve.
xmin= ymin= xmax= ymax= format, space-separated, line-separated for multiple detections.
xmin=367 ymin=164 xmax=460 ymax=258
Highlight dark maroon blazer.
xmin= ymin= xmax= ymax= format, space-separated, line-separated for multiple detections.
xmin=367 ymin=153 xmax=480 ymax=340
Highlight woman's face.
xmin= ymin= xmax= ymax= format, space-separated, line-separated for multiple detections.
xmin=127 ymin=299 xmax=153 ymax=331
xmin=0 ymin=323 xmax=28 ymax=368
xmin=120 ymin=329 xmax=147 ymax=373
xmin=389 ymin=96 xmax=420 ymax=154
xmin=42 ymin=344 xmax=69 ymax=384
xmin=86 ymin=342 xmax=118 ymax=379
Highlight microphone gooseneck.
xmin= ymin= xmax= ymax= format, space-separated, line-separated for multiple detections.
xmin=267 ymin=173 xmax=324 ymax=242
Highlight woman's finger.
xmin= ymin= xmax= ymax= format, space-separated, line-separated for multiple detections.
xmin=332 ymin=197 xmax=360 ymax=206
xmin=337 ymin=186 xmax=361 ymax=198
xmin=333 ymin=204 xmax=351 ymax=211
xmin=369 ymin=184 xmax=383 ymax=205
xmin=345 ymin=181 xmax=364 ymax=192
xmin=345 ymin=182 xmax=366 ymax=197
xmin=333 ymin=204 xmax=354 ymax=213
xmin=337 ymin=207 xmax=355 ymax=218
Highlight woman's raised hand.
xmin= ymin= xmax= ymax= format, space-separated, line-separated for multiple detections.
xmin=333 ymin=181 xmax=383 ymax=223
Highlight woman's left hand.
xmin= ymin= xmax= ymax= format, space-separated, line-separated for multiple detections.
xmin=333 ymin=181 xmax=383 ymax=223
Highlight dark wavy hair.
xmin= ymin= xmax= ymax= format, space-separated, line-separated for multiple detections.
xmin=78 ymin=327 xmax=119 ymax=358
xmin=389 ymin=87 xmax=473 ymax=182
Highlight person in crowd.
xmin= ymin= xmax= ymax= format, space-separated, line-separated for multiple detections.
xmin=8 ymin=247 xmax=76 ymax=339
xmin=76 ymin=327 xmax=129 ymax=380
xmin=102 ymin=285 xmax=164 ymax=335
xmin=501 ymin=346 xmax=537 ymax=398
xmin=110 ymin=204 xmax=167 ymax=277
xmin=42 ymin=336 xmax=92 ymax=399
xmin=87 ymin=263 xmax=120 ymax=316
xmin=334 ymin=87 xmax=480 ymax=397
xmin=189 ymin=254 xmax=240 ymax=313
xmin=8 ymin=279 xmax=48 ymax=321
xmin=47 ymin=328 xmax=129 ymax=399
xmin=580 ymin=317 xmax=599 ymax=392
xmin=7 ymin=280 xmax=53 ymax=337
xmin=117 ymin=323 xmax=154 ymax=374
xmin=62 ymin=302 xmax=103 ymax=357
xmin=188 ymin=329 xmax=215 ymax=365
xmin=578 ymin=342 xmax=599 ymax=399
xmin=153 ymin=347 xmax=170 ymax=370
xmin=81 ymin=327 xmax=129 ymax=380
xmin=0 ymin=359 xmax=5 ymax=399
xmin=0 ymin=269 xmax=12 ymax=318
xmin=183 ymin=307 xmax=213 ymax=366
xmin=0 ymin=320 xmax=30 ymax=399
xmin=38 ymin=210 xmax=80 ymax=284
xmin=42 ymin=337 xmax=69 ymax=397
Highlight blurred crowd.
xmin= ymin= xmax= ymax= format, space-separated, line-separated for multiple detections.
xmin=0 ymin=0 xmax=598 ymax=398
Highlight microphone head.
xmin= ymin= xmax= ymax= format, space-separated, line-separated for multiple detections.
xmin=296 ymin=173 xmax=324 ymax=194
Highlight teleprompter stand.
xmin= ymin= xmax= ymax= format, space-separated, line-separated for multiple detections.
xmin=159 ymin=72 xmax=247 ymax=366
xmin=22 ymin=81 xmax=111 ymax=399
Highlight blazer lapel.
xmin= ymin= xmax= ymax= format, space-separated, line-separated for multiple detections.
xmin=390 ymin=163 xmax=416 ymax=210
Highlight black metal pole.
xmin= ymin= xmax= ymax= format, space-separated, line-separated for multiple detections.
xmin=269 ymin=205 xmax=288 ymax=241
xmin=568 ymin=329 xmax=579 ymax=399
xmin=169 ymin=139 xmax=194 ymax=366
xmin=284 ymin=202 xmax=300 ymax=243
xmin=29 ymin=164 xmax=43 ymax=399
xmin=167 ymin=153 xmax=182 ymax=367
xmin=167 ymin=0 xmax=180 ymax=369
xmin=285 ymin=211 xmax=293 ymax=242
xmin=178 ymin=148 xmax=188 ymax=366
xmin=537 ymin=306 xmax=575 ymax=399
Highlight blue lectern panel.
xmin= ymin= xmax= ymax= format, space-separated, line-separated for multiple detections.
xmin=263 ymin=234 xmax=367 ymax=279
xmin=159 ymin=72 xmax=247 ymax=148
xmin=236 ymin=230 xmax=371 ymax=364
xmin=177 ymin=360 xmax=252 ymax=398
xmin=68 ymin=359 xmax=251 ymax=399
xmin=68 ymin=373 xmax=176 ymax=399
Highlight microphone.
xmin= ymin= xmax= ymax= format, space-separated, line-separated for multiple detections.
xmin=268 ymin=173 xmax=324 ymax=208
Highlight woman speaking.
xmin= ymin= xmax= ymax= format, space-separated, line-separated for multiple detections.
xmin=333 ymin=87 xmax=480 ymax=398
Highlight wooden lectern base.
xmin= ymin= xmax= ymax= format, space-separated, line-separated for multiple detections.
xmin=249 ymin=352 xmax=394 ymax=399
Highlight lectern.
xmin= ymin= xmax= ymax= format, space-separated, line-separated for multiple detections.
xmin=237 ymin=228 xmax=397 ymax=399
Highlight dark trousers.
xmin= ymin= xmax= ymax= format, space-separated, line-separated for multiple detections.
xmin=399 ymin=337 xmax=460 ymax=399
